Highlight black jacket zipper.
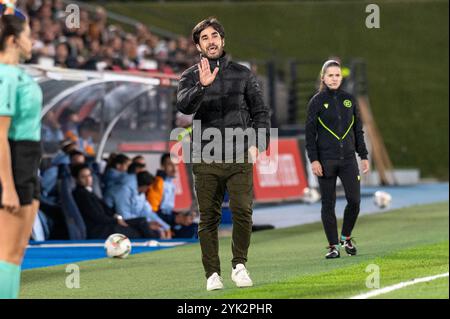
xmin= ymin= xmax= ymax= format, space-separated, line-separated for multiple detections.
xmin=333 ymin=92 xmax=344 ymax=160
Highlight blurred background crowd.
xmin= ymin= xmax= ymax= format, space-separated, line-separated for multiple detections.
xmin=18 ymin=0 xmax=199 ymax=73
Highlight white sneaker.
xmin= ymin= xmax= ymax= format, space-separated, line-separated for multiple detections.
xmin=231 ymin=264 xmax=253 ymax=288
xmin=206 ymin=272 xmax=224 ymax=291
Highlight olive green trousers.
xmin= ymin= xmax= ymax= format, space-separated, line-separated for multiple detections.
xmin=192 ymin=162 xmax=254 ymax=278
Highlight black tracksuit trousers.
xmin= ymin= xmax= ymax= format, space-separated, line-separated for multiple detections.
xmin=317 ymin=156 xmax=361 ymax=245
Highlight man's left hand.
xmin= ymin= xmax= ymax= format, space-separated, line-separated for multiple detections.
xmin=248 ymin=146 xmax=258 ymax=164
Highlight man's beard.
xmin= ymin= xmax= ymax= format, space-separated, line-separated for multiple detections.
xmin=202 ymin=44 xmax=224 ymax=59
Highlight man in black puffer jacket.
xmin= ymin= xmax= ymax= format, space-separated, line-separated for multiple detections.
xmin=177 ymin=35 xmax=270 ymax=162
xmin=176 ymin=17 xmax=270 ymax=291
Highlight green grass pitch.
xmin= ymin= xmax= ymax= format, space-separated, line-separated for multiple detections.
xmin=21 ymin=201 xmax=449 ymax=299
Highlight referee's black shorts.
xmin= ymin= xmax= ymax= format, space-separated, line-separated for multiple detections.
xmin=0 ymin=140 xmax=42 ymax=207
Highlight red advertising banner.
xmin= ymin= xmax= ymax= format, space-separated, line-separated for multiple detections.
xmin=253 ymin=138 xmax=308 ymax=202
xmin=171 ymin=159 xmax=193 ymax=212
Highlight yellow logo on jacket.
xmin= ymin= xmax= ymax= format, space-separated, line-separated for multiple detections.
xmin=343 ymin=99 xmax=352 ymax=108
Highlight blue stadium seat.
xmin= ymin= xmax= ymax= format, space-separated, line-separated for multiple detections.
xmin=87 ymin=159 xmax=104 ymax=199
xmin=57 ymin=164 xmax=87 ymax=240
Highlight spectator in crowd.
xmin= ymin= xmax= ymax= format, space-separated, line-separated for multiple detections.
xmin=147 ymin=153 xmax=176 ymax=223
xmin=127 ymin=162 xmax=146 ymax=175
xmin=41 ymin=143 xmax=84 ymax=199
xmin=19 ymin=0 xmax=200 ymax=73
xmin=83 ymin=40 xmax=102 ymax=70
xmin=122 ymin=34 xmax=139 ymax=70
xmin=102 ymin=152 xmax=117 ymax=175
xmin=41 ymin=110 xmax=64 ymax=144
xmin=102 ymin=153 xmax=131 ymax=193
xmin=77 ymin=117 xmax=100 ymax=156
xmin=72 ymin=164 xmax=142 ymax=239
xmin=48 ymin=139 xmax=77 ymax=168
xmin=89 ymin=6 xmax=108 ymax=44
xmin=132 ymin=155 xmax=146 ymax=166
xmin=59 ymin=108 xmax=80 ymax=140
xmin=69 ymin=150 xmax=86 ymax=167
xmin=103 ymin=154 xmax=171 ymax=239
xmin=147 ymin=153 xmax=197 ymax=238
xmin=129 ymin=169 xmax=171 ymax=239
xmin=136 ymin=171 xmax=171 ymax=239
xmin=50 ymin=111 xmax=98 ymax=157
xmin=54 ymin=42 xmax=78 ymax=68
xmin=137 ymin=171 xmax=155 ymax=195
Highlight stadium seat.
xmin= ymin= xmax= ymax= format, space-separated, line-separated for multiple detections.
xmin=39 ymin=156 xmax=55 ymax=174
xmin=57 ymin=164 xmax=87 ymax=240
xmin=86 ymin=158 xmax=104 ymax=199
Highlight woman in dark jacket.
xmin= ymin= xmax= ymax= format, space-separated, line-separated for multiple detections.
xmin=305 ymin=60 xmax=370 ymax=259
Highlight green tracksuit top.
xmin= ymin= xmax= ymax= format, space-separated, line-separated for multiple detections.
xmin=0 ymin=63 xmax=42 ymax=141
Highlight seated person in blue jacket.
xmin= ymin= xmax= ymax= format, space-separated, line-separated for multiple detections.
xmin=103 ymin=154 xmax=171 ymax=239
xmin=127 ymin=161 xmax=146 ymax=175
xmin=147 ymin=153 xmax=198 ymax=238
xmin=102 ymin=153 xmax=131 ymax=192
xmin=42 ymin=110 xmax=64 ymax=144
xmin=137 ymin=171 xmax=172 ymax=239
xmin=71 ymin=164 xmax=143 ymax=239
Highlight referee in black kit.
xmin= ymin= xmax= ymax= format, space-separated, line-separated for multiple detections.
xmin=305 ymin=60 xmax=370 ymax=259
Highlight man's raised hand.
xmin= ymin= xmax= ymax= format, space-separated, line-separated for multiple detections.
xmin=198 ymin=57 xmax=219 ymax=87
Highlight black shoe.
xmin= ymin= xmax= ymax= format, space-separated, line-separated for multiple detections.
xmin=341 ymin=237 xmax=357 ymax=256
xmin=325 ymin=245 xmax=340 ymax=259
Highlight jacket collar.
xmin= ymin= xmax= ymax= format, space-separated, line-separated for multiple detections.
xmin=324 ymin=85 xmax=341 ymax=97
xmin=75 ymin=184 xmax=93 ymax=193
xmin=205 ymin=51 xmax=230 ymax=70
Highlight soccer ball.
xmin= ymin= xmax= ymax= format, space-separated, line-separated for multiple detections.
xmin=302 ymin=187 xmax=321 ymax=204
xmin=373 ymin=191 xmax=392 ymax=209
xmin=105 ymin=234 xmax=132 ymax=258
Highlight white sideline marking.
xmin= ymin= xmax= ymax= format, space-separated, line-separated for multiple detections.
xmin=350 ymin=272 xmax=449 ymax=299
